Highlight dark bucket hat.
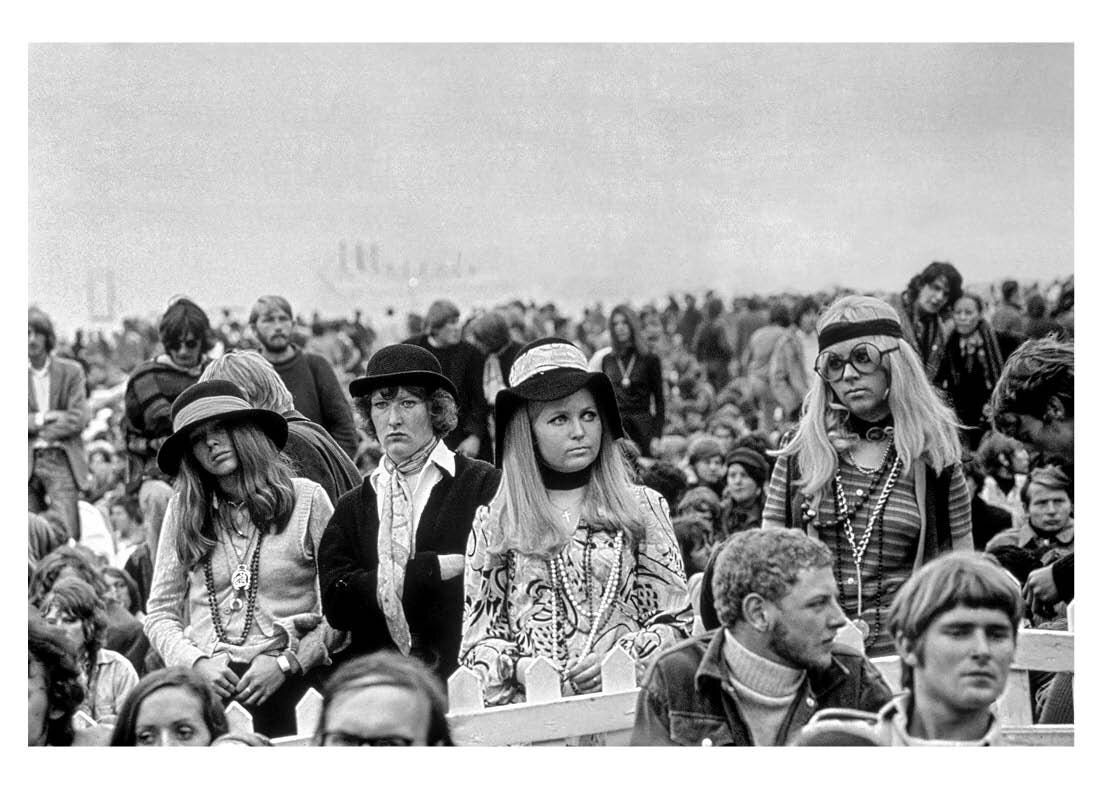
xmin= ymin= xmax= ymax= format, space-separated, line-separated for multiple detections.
xmin=157 ymin=379 xmax=289 ymax=475
xmin=493 ymin=338 xmax=624 ymax=467
xmin=349 ymin=344 xmax=458 ymax=400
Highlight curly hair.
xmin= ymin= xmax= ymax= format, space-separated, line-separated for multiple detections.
xmin=902 ymin=261 xmax=963 ymax=317
xmin=41 ymin=576 xmax=108 ymax=671
xmin=989 ymin=337 xmax=1074 ymax=423
xmin=110 ymin=667 xmax=229 ymax=746
xmin=356 ymin=384 xmax=459 ymax=441
xmin=29 ymin=615 xmax=85 ymax=746
xmin=29 ymin=546 xmax=108 ymax=608
xmin=711 ymin=529 xmax=833 ymax=626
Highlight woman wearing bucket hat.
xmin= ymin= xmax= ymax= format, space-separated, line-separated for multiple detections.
xmin=317 ymin=344 xmax=500 ymax=682
xmin=143 ymin=380 xmax=338 ymax=737
xmin=460 ymin=338 xmax=691 ymax=706
xmin=717 ymin=446 xmax=770 ymax=538
xmin=761 ymin=295 xmax=972 ymax=656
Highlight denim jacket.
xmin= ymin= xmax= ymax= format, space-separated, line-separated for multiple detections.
xmin=631 ymin=628 xmax=893 ymax=746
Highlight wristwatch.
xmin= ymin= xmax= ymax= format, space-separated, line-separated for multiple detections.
xmin=276 ymin=654 xmax=293 ymax=674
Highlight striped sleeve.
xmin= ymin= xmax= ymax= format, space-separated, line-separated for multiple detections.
xmin=762 ymin=455 xmax=790 ymax=529
xmin=945 ymin=462 xmax=974 ymax=551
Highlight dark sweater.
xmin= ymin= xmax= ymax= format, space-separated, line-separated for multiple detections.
xmin=271 ymin=348 xmax=359 ymax=459
xmin=318 ymin=453 xmax=500 ymax=680
xmin=283 ymin=410 xmax=363 ymax=506
xmin=404 ymin=336 xmax=489 ymax=457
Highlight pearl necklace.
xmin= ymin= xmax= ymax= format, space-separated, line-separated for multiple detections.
xmin=547 ymin=529 xmax=625 ymax=667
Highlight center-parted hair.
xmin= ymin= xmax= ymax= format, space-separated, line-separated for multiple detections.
xmin=775 ymin=294 xmax=962 ymax=508
xmin=110 ymin=667 xmax=229 ymax=746
xmin=41 ymin=576 xmax=108 ymax=671
xmin=887 ymin=552 xmax=1022 ymax=690
xmin=711 ymin=529 xmax=834 ymax=627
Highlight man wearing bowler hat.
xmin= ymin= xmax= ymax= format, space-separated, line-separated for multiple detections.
xmin=318 ymin=344 xmax=501 ymax=680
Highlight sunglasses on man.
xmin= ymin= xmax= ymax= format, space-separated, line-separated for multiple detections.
xmin=814 ymin=343 xmax=899 ymax=383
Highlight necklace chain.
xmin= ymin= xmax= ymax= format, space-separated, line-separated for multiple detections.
xmin=204 ymin=529 xmax=264 ymax=646
xmin=835 ymin=453 xmax=902 ymax=571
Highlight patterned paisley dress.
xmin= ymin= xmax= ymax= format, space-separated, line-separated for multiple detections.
xmin=460 ymin=485 xmax=692 ymax=705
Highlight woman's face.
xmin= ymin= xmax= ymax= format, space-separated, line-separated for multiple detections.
xmin=824 ymin=339 xmax=892 ymax=422
xmin=104 ymin=574 xmax=132 ymax=611
xmin=710 ymin=426 xmax=735 ymax=455
xmin=693 ymin=455 xmax=725 ymax=485
xmin=725 ymin=463 xmax=761 ymax=504
xmin=109 ymin=505 xmax=135 ymax=539
xmin=611 ymin=314 xmax=632 ymax=345
xmin=370 ymin=387 xmax=434 ymax=464
xmin=952 ymin=297 xmax=982 ymax=336
xmin=189 ymin=421 xmax=239 ymax=478
xmin=530 ymin=388 xmax=603 ymax=474
xmin=43 ymin=605 xmax=85 ymax=652
xmin=134 ymin=686 xmax=213 ymax=747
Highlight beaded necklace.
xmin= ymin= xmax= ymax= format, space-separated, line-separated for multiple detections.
xmin=546 ymin=528 xmax=624 ymax=669
xmin=204 ymin=528 xmax=264 ymax=646
xmin=832 ymin=444 xmax=902 ymax=644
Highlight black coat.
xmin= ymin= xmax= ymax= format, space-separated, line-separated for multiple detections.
xmin=318 ymin=453 xmax=500 ymax=679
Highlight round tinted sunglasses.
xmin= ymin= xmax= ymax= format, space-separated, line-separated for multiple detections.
xmin=814 ymin=343 xmax=899 ymax=382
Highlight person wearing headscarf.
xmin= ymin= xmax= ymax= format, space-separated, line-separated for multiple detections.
xmin=461 ymin=338 xmax=691 ymax=706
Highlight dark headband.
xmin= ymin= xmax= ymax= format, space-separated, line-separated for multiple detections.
xmin=818 ymin=318 xmax=904 ymax=352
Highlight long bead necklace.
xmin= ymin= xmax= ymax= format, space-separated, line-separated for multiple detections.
xmin=205 ymin=528 xmax=264 ymax=646
xmin=546 ymin=529 xmax=625 ymax=667
xmin=614 ymin=353 xmax=637 ymax=390
xmin=832 ymin=449 xmax=902 ymax=641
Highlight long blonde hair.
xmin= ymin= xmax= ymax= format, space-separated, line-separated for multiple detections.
xmin=485 ymin=398 xmax=646 ymax=559
xmin=777 ymin=295 xmax=961 ymax=507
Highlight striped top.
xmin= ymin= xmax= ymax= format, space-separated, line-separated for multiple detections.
xmin=763 ymin=454 xmax=971 ymax=656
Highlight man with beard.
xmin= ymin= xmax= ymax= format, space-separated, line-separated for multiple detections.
xmin=631 ymin=529 xmax=892 ymax=746
xmin=250 ymin=295 xmax=359 ymax=459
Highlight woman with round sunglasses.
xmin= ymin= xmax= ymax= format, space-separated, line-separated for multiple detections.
xmin=761 ymin=295 xmax=972 ymax=656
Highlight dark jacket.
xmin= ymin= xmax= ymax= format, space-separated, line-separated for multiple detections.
xmin=271 ymin=348 xmax=359 ymax=459
xmin=404 ymin=336 xmax=490 ymax=459
xmin=318 ymin=453 xmax=500 ymax=680
xmin=122 ymin=357 xmax=206 ymax=485
xmin=283 ymin=409 xmax=362 ymax=505
xmin=631 ymin=629 xmax=893 ymax=746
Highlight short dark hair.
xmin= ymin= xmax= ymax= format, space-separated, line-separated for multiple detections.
xmin=887 ymin=552 xmax=1022 ymax=690
xmin=316 ymin=652 xmax=453 ymax=746
xmin=28 ymin=308 xmax=57 ymax=354
xmin=792 ymin=297 xmax=819 ymax=326
xmin=110 ymin=667 xmax=229 ymax=746
xmin=469 ymin=310 xmax=511 ymax=354
xmin=989 ymin=337 xmax=1074 ymax=424
xmin=1021 ymin=464 xmax=1073 ymax=506
xmin=711 ymin=529 xmax=833 ymax=626
xmin=1001 ymin=279 xmax=1020 ymax=302
xmin=159 ymin=297 xmax=213 ymax=355
xmin=356 ymin=384 xmax=459 ymax=441
xmin=641 ymin=461 xmax=689 ymax=511
xmin=1025 ymin=293 xmax=1048 ymax=319
xmin=768 ymin=302 xmax=792 ymax=328
xmin=424 ymin=300 xmax=461 ymax=335
xmin=249 ymin=294 xmax=294 ymax=325
xmin=29 ymin=615 xmax=85 ymax=747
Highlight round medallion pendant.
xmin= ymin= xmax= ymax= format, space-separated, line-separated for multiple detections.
xmin=854 ymin=618 xmax=870 ymax=639
xmin=229 ymin=596 xmax=244 ymax=612
xmin=231 ymin=565 xmax=251 ymax=592
xmin=621 ymin=376 xmax=631 ymax=389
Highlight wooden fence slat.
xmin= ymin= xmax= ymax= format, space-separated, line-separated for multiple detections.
xmin=870 ymin=656 xmax=903 ymax=694
xmin=999 ymin=671 xmax=1034 ymax=726
xmin=448 ymin=688 xmax=639 ymax=746
xmin=72 ymin=710 xmax=97 ymax=730
xmin=224 ymin=701 xmax=254 ymax=734
xmin=524 ymin=657 xmax=563 ymax=703
xmin=600 ymin=646 xmax=636 ymax=693
xmin=1002 ymin=724 xmax=1074 ymax=747
xmin=448 ymin=666 xmax=486 ymax=711
xmin=1013 ymin=629 xmax=1073 ymax=672
xmin=294 ymin=688 xmax=323 ymax=739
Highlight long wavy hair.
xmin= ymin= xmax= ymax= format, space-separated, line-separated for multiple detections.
xmin=609 ymin=303 xmax=644 ymax=356
xmin=41 ymin=576 xmax=107 ymax=671
xmin=776 ymin=295 xmax=961 ymax=507
xmin=172 ymin=419 xmax=296 ymax=569
xmin=485 ymin=394 xmax=647 ymax=559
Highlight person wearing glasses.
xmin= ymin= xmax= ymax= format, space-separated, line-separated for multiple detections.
xmin=761 ymin=295 xmax=972 ymax=657
xmin=314 ymin=651 xmax=453 ymax=746
xmin=123 ymin=297 xmax=214 ymax=558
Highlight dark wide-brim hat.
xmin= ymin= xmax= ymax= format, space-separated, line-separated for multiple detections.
xmin=349 ymin=344 xmax=458 ymax=400
xmin=157 ymin=379 xmax=289 ymax=476
xmin=494 ymin=338 xmax=624 ymax=467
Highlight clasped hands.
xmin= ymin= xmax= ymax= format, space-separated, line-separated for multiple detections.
xmin=194 ymin=653 xmax=285 ymax=706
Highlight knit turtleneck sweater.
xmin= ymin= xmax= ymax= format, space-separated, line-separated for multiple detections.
xmin=723 ymin=630 xmax=806 ymax=746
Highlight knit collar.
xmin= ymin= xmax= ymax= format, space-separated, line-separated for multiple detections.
xmin=722 ymin=629 xmax=805 ymax=698
xmin=881 ymin=693 xmax=1001 ymax=746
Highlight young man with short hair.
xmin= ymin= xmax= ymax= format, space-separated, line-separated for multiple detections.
xmin=986 ymin=465 xmax=1073 ymax=569
xmin=797 ymin=552 xmax=1022 ymax=745
xmin=631 ymin=529 xmax=892 ymax=746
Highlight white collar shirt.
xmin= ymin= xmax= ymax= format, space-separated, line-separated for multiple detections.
xmin=369 ymin=440 xmax=456 ymax=541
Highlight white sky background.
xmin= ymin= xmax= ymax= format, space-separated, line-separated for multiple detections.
xmin=29 ymin=42 xmax=1072 ymax=334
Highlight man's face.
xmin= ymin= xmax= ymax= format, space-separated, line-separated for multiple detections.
xmin=765 ymin=566 xmax=846 ymax=670
xmin=253 ymin=307 xmax=293 ymax=354
xmin=917 ymin=275 xmax=950 ymax=315
xmin=433 ymin=319 xmax=461 ymax=347
xmin=1026 ymin=486 xmax=1072 ymax=534
xmin=693 ymin=455 xmax=725 ymax=485
xmin=167 ymin=332 xmax=202 ymax=369
xmin=905 ymin=605 xmax=1015 ymax=719
xmin=28 ymin=327 xmax=48 ymax=362
xmin=321 ymin=683 xmax=433 ymax=746
xmin=998 ymin=409 xmax=1074 ymax=463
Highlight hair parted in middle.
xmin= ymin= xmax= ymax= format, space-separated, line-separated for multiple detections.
xmin=356 ymin=384 xmax=459 ymax=442
xmin=711 ymin=528 xmax=834 ymax=627
xmin=109 ymin=666 xmax=230 ymax=746
xmin=40 ymin=576 xmax=108 ymax=675
xmin=609 ymin=303 xmax=644 ymax=356
xmin=199 ymin=349 xmax=295 ymax=413
xmin=173 ymin=420 xmax=296 ymax=568
xmin=775 ymin=294 xmax=962 ymax=508
xmin=482 ymin=392 xmax=647 ymax=559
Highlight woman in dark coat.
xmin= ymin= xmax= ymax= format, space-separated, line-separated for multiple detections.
xmin=600 ymin=304 xmax=665 ymax=457
xmin=935 ymin=292 xmax=1022 ymax=451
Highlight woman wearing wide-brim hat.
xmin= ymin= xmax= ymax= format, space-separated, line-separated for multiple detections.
xmin=143 ymin=379 xmax=338 ymax=737
xmin=460 ymin=338 xmax=691 ymax=706
xmin=317 ymin=344 xmax=500 ymax=682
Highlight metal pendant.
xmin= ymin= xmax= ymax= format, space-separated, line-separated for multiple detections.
xmin=854 ymin=618 xmax=870 ymax=639
xmin=229 ymin=596 xmax=244 ymax=612
xmin=231 ymin=565 xmax=251 ymax=592
xmin=621 ymin=376 xmax=631 ymax=389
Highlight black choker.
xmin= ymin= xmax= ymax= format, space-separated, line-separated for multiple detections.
xmin=538 ymin=461 xmax=593 ymax=490
xmin=846 ymin=413 xmax=895 ymax=442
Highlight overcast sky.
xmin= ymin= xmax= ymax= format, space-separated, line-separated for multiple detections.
xmin=29 ymin=43 xmax=1072 ymax=333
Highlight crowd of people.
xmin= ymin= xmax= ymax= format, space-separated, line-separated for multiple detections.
xmin=28 ymin=261 xmax=1074 ymax=746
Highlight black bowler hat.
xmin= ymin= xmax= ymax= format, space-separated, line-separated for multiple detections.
xmin=349 ymin=343 xmax=458 ymax=400
xmin=493 ymin=338 xmax=624 ymax=467
xmin=157 ymin=380 xmax=288 ymax=475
